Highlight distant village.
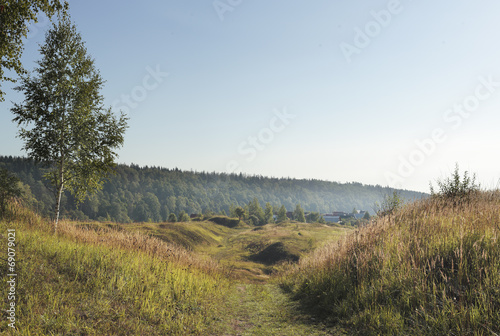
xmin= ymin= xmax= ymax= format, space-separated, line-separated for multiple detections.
xmin=189 ymin=209 xmax=371 ymax=224
xmin=276 ymin=210 xmax=370 ymax=224
xmin=319 ymin=210 xmax=369 ymax=223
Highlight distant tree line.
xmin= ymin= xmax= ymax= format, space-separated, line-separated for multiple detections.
xmin=0 ymin=156 xmax=427 ymax=223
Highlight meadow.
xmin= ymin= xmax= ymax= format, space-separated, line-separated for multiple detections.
xmin=0 ymin=201 xmax=348 ymax=335
xmin=2 ymin=185 xmax=500 ymax=335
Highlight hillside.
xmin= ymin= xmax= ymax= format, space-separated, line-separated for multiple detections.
xmin=0 ymin=201 xmax=350 ymax=335
xmin=0 ymin=155 xmax=426 ymax=223
xmin=0 ymin=201 xmax=232 ymax=335
xmin=279 ymin=190 xmax=500 ymax=335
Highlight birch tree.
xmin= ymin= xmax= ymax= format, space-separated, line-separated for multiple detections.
xmin=11 ymin=14 xmax=128 ymax=231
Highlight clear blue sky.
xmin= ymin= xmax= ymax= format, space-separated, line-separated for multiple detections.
xmin=2 ymin=0 xmax=500 ymax=193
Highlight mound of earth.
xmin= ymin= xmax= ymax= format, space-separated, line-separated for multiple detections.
xmin=250 ymin=242 xmax=300 ymax=265
xmin=207 ymin=216 xmax=240 ymax=228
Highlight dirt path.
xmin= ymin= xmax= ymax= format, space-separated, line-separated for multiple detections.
xmin=222 ymin=283 xmax=345 ymax=336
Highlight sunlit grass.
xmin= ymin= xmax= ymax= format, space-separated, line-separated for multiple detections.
xmin=0 ymin=202 xmax=231 ymax=335
xmin=97 ymin=219 xmax=352 ymax=282
xmin=279 ymin=191 xmax=500 ymax=335
xmin=0 ymin=201 xmax=353 ymax=335
xmin=198 ymin=221 xmax=352 ymax=282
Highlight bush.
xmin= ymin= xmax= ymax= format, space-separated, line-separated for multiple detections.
xmin=249 ymin=215 xmax=260 ymax=226
xmin=178 ymin=211 xmax=190 ymax=222
xmin=430 ymin=164 xmax=480 ymax=203
xmin=167 ymin=213 xmax=177 ymax=222
xmin=375 ymin=190 xmax=404 ymax=217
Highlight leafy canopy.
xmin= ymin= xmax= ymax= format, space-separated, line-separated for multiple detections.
xmin=293 ymin=204 xmax=306 ymax=222
xmin=277 ymin=205 xmax=288 ymax=223
xmin=0 ymin=0 xmax=67 ymax=101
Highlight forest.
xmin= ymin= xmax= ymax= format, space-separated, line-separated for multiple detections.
xmin=0 ymin=155 xmax=427 ymax=223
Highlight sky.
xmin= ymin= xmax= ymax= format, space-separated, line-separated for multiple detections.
xmin=2 ymin=0 xmax=500 ymax=193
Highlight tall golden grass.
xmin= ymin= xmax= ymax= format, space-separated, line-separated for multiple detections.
xmin=279 ymin=191 xmax=500 ymax=335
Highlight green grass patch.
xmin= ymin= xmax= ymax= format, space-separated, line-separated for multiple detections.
xmin=203 ymin=222 xmax=352 ymax=282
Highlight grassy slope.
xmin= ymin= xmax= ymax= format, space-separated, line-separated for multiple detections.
xmin=0 ymin=204 xmax=231 ymax=335
xmin=279 ymin=191 xmax=500 ymax=335
xmin=0 ymin=207 xmax=351 ymax=335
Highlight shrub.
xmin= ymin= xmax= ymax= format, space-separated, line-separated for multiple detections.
xmin=167 ymin=213 xmax=177 ymax=222
xmin=249 ymin=215 xmax=260 ymax=226
xmin=375 ymin=190 xmax=404 ymax=217
xmin=430 ymin=163 xmax=480 ymax=203
xmin=178 ymin=210 xmax=190 ymax=222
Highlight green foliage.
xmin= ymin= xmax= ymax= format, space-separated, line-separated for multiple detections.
xmin=264 ymin=202 xmax=274 ymax=224
xmin=430 ymin=163 xmax=480 ymax=203
xmin=178 ymin=210 xmax=190 ymax=222
xmin=0 ymin=168 xmax=22 ymax=216
xmin=248 ymin=197 xmax=265 ymax=225
xmin=0 ymin=0 xmax=67 ymax=100
xmin=305 ymin=212 xmax=323 ymax=223
xmin=235 ymin=206 xmax=245 ymax=221
xmin=375 ymin=190 xmax=404 ymax=217
xmin=293 ymin=204 xmax=306 ymax=222
xmin=167 ymin=212 xmax=177 ymax=223
xmin=249 ymin=214 xmax=260 ymax=226
xmin=277 ymin=205 xmax=288 ymax=223
xmin=11 ymin=15 xmax=128 ymax=228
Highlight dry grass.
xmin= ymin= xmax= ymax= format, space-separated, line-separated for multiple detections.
xmin=279 ymin=191 xmax=500 ymax=335
xmin=57 ymin=220 xmax=226 ymax=277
